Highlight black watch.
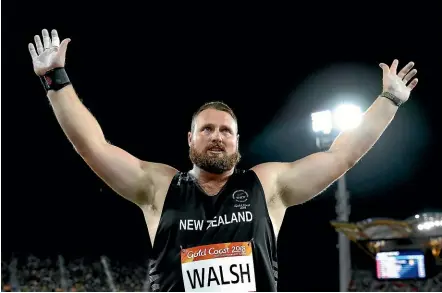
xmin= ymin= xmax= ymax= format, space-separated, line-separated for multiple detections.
xmin=380 ymin=92 xmax=403 ymax=107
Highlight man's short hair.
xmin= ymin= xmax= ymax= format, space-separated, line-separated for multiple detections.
xmin=191 ymin=101 xmax=238 ymax=133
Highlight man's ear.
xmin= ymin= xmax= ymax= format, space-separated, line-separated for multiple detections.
xmin=188 ymin=131 xmax=192 ymax=147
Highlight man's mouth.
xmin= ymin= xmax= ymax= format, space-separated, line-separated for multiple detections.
xmin=208 ymin=146 xmax=224 ymax=152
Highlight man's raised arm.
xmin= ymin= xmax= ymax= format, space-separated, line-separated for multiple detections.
xmin=253 ymin=59 xmax=418 ymax=207
xmin=29 ymin=29 xmax=177 ymax=206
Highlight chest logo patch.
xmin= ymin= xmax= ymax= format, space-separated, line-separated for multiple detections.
xmin=232 ymin=190 xmax=250 ymax=210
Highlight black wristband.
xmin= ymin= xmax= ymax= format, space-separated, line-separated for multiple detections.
xmin=380 ymin=91 xmax=403 ymax=107
xmin=39 ymin=67 xmax=71 ymax=92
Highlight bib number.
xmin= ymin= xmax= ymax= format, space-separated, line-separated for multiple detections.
xmin=181 ymin=242 xmax=256 ymax=292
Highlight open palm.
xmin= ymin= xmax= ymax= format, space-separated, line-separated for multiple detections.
xmin=28 ymin=29 xmax=71 ymax=76
xmin=379 ymin=59 xmax=418 ymax=103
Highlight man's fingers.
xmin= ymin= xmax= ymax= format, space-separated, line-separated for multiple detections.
xmin=28 ymin=43 xmax=38 ymax=60
xmin=398 ymin=61 xmax=414 ymax=79
xmin=390 ymin=59 xmax=399 ymax=74
xmin=407 ymin=78 xmax=418 ymax=90
xmin=42 ymin=29 xmax=51 ymax=49
xmin=403 ymin=69 xmax=417 ymax=83
xmin=58 ymin=38 xmax=71 ymax=60
xmin=51 ymin=29 xmax=60 ymax=47
xmin=34 ymin=35 xmax=44 ymax=55
xmin=379 ymin=63 xmax=389 ymax=75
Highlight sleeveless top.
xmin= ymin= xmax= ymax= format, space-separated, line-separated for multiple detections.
xmin=148 ymin=169 xmax=278 ymax=292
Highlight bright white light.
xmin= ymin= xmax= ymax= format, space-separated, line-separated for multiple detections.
xmin=311 ymin=110 xmax=333 ymax=134
xmin=312 ymin=104 xmax=362 ymax=134
xmin=417 ymin=221 xmax=442 ymax=231
xmin=333 ymin=104 xmax=362 ymax=131
xmin=415 ymin=214 xmax=420 ymax=219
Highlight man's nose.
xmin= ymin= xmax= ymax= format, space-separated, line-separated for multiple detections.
xmin=210 ymin=129 xmax=223 ymax=141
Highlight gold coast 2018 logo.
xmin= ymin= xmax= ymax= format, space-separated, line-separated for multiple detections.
xmin=232 ymin=190 xmax=250 ymax=210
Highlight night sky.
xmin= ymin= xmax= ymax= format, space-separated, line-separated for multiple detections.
xmin=2 ymin=3 xmax=441 ymax=291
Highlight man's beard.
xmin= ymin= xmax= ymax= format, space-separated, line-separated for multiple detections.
xmin=189 ymin=144 xmax=241 ymax=174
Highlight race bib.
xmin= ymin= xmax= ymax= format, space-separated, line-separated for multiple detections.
xmin=181 ymin=242 xmax=256 ymax=292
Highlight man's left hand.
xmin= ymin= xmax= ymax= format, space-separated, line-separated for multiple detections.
xmin=379 ymin=59 xmax=418 ymax=103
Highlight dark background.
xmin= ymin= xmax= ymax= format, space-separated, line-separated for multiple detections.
xmin=2 ymin=2 xmax=441 ymax=291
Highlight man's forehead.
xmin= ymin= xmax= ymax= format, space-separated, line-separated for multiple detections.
xmin=195 ymin=109 xmax=237 ymax=129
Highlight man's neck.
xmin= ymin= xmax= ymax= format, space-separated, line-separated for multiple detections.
xmin=189 ymin=166 xmax=234 ymax=184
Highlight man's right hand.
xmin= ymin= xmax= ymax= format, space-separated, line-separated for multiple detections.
xmin=28 ymin=29 xmax=71 ymax=76
xmin=28 ymin=28 xmax=177 ymax=212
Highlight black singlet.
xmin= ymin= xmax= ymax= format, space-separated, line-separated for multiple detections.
xmin=148 ymin=169 xmax=278 ymax=292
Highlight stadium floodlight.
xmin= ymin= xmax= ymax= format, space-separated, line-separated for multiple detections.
xmin=311 ymin=102 xmax=363 ymax=292
xmin=311 ymin=104 xmax=362 ymax=135
xmin=311 ymin=110 xmax=333 ymax=135
xmin=333 ymin=104 xmax=362 ymax=131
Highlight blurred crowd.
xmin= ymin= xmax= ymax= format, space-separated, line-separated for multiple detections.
xmin=2 ymin=255 xmax=441 ymax=292
xmin=349 ymin=270 xmax=442 ymax=292
xmin=1 ymin=255 xmax=148 ymax=292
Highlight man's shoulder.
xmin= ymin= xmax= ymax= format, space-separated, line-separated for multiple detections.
xmin=137 ymin=162 xmax=179 ymax=209
xmin=141 ymin=161 xmax=179 ymax=178
xmin=139 ymin=161 xmax=179 ymax=194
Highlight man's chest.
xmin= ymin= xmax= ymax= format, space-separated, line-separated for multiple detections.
xmin=165 ymin=187 xmax=266 ymax=236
